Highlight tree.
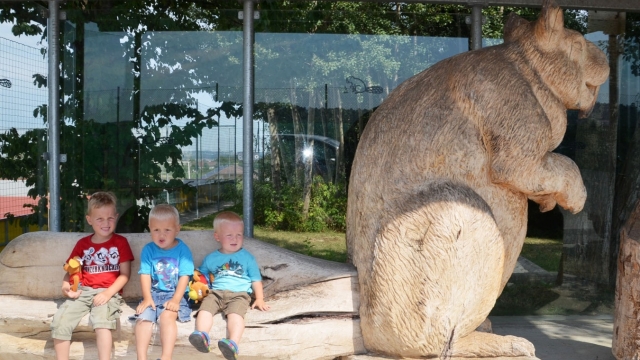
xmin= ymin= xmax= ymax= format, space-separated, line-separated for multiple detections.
xmin=0 ymin=1 xmax=241 ymax=231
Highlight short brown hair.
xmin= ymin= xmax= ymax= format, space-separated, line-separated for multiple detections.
xmin=149 ymin=204 xmax=180 ymax=226
xmin=87 ymin=192 xmax=117 ymax=215
xmin=213 ymin=211 xmax=243 ymax=233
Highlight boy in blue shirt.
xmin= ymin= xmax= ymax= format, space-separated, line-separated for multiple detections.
xmin=134 ymin=204 xmax=194 ymax=360
xmin=189 ymin=211 xmax=269 ymax=360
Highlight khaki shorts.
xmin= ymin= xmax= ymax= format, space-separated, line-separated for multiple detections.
xmin=50 ymin=286 xmax=123 ymax=341
xmin=197 ymin=290 xmax=251 ymax=318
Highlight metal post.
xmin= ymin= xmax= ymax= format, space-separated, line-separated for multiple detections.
xmin=217 ymin=125 xmax=221 ymax=211
xmin=116 ymin=86 xmax=120 ymax=184
xmin=242 ymin=0 xmax=255 ymax=237
xmin=471 ymin=4 xmax=483 ymax=50
xmin=48 ymin=0 xmax=61 ymax=232
xmin=234 ymin=116 xmax=237 ymax=201
xmin=195 ymin=133 xmax=199 ymax=219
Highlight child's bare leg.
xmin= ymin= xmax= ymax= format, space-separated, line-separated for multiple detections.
xmin=135 ymin=320 xmax=153 ymax=360
xmin=95 ymin=328 xmax=112 ymax=360
xmin=53 ymin=339 xmax=71 ymax=360
xmin=159 ymin=310 xmax=179 ymax=360
xmin=226 ymin=313 xmax=245 ymax=344
xmin=195 ymin=310 xmax=214 ymax=332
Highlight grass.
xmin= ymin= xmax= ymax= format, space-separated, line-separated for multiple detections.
xmin=520 ymin=237 xmax=563 ymax=272
xmin=181 ymin=212 xmax=348 ymax=263
xmin=490 ymin=281 xmax=559 ymax=316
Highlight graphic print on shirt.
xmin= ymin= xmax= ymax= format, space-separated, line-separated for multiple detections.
xmin=108 ymin=247 xmax=120 ymax=265
xmin=214 ymin=259 xmax=245 ymax=279
xmin=153 ymin=258 xmax=180 ymax=291
xmin=82 ymin=246 xmax=121 ymax=274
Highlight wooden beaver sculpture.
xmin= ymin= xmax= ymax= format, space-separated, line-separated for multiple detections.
xmin=346 ymin=0 xmax=609 ymax=357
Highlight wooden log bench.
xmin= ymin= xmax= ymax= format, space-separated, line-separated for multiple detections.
xmin=0 ymin=231 xmax=362 ymax=359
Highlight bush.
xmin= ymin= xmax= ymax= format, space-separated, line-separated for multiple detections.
xmin=233 ymin=177 xmax=347 ymax=233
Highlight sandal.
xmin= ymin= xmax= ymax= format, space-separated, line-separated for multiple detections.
xmin=218 ymin=338 xmax=239 ymax=360
xmin=188 ymin=330 xmax=212 ymax=353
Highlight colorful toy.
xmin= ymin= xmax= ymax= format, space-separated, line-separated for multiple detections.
xmin=63 ymin=256 xmax=83 ymax=292
xmin=188 ymin=270 xmax=211 ymax=303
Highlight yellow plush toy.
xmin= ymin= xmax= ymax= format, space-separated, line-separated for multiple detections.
xmin=188 ymin=270 xmax=211 ymax=303
xmin=63 ymin=256 xmax=83 ymax=292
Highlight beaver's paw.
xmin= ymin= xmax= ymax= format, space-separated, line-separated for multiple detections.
xmin=449 ymin=332 xmax=535 ymax=358
xmin=529 ymin=194 xmax=557 ymax=213
xmin=556 ymin=183 xmax=587 ymax=214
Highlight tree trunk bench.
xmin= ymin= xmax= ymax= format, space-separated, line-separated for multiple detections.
xmin=0 ymin=231 xmax=362 ymax=359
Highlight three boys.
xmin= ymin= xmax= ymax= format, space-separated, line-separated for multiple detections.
xmin=51 ymin=194 xmax=267 ymax=360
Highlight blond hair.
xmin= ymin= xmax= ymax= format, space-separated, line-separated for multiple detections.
xmin=149 ymin=204 xmax=180 ymax=225
xmin=213 ymin=211 xmax=243 ymax=233
xmin=87 ymin=192 xmax=117 ymax=215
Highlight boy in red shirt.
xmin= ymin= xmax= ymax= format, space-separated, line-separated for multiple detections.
xmin=50 ymin=192 xmax=134 ymax=360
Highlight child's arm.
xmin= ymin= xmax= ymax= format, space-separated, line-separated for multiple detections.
xmin=165 ymin=275 xmax=190 ymax=312
xmin=92 ymin=261 xmax=131 ymax=306
xmin=250 ymin=281 xmax=270 ymax=311
xmin=136 ymin=274 xmax=155 ymax=314
xmin=61 ymin=273 xmax=82 ymax=299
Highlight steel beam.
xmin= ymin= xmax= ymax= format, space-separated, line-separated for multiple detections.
xmin=242 ymin=0 xmax=255 ymax=237
xmin=47 ymin=0 xmax=61 ymax=232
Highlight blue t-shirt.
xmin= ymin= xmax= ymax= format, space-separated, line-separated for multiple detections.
xmin=198 ymin=248 xmax=262 ymax=294
xmin=138 ymin=238 xmax=194 ymax=293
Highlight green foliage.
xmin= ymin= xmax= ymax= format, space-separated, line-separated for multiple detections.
xmin=0 ymin=2 xmax=243 ymax=231
xmin=491 ymin=281 xmax=559 ymax=316
xmin=230 ymin=177 xmax=347 ymax=233
xmin=624 ymin=13 xmax=640 ymax=76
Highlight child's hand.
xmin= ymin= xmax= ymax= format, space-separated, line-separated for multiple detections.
xmin=64 ymin=287 xmax=83 ymax=299
xmin=251 ymin=298 xmax=270 ymax=311
xmin=93 ymin=291 xmax=111 ymax=307
xmin=164 ymin=299 xmax=180 ymax=312
xmin=136 ymin=298 xmax=155 ymax=314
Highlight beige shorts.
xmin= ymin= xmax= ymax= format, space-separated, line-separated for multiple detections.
xmin=50 ymin=286 xmax=123 ymax=341
xmin=197 ymin=290 xmax=251 ymax=318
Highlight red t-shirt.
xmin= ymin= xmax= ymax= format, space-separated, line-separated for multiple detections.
xmin=67 ymin=233 xmax=135 ymax=290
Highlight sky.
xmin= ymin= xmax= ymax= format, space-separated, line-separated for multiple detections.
xmin=0 ymin=21 xmax=47 ymax=133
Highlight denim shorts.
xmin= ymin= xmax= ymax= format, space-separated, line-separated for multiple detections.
xmin=135 ymin=291 xmax=191 ymax=323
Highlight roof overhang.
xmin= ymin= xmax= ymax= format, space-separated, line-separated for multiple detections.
xmin=335 ymin=0 xmax=640 ymax=12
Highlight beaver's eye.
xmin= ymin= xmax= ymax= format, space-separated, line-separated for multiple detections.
xmin=570 ymin=40 xmax=583 ymax=58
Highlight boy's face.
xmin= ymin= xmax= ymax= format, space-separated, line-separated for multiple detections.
xmin=149 ymin=217 xmax=180 ymax=250
xmin=85 ymin=205 xmax=118 ymax=242
xmin=214 ymin=220 xmax=244 ymax=254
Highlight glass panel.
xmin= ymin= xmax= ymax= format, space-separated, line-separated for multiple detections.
xmin=3 ymin=1 xmax=639 ymax=318
xmin=0 ymin=9 xmax=48 ymax=246
xmin=252 ymin=11 xmax=469 ymax=232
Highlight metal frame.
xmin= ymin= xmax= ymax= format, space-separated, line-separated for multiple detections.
xmin=47 ymin=0 xmax=61 ymax=231
xmin=349 ymin=0 xmax=640 ymax=11
xmin=242 ymin=0 xmax=256 ymax=237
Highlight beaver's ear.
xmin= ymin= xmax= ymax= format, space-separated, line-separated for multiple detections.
xmin=504 ymin=13 xmax=529 ymax=42
xmin=534 ymin=0 xmax=564 ymax=47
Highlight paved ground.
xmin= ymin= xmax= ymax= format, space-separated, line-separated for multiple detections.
xmin=491 ymin=315 xmax=615 ymax=360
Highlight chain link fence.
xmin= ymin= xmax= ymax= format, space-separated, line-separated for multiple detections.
xmin=0 ymin=37 xmax=48 ymax=246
